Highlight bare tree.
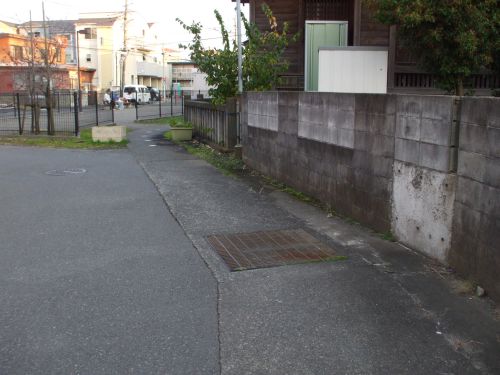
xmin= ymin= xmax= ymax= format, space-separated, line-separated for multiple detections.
xmin=3 ymin=12 xmax=67 ymax=134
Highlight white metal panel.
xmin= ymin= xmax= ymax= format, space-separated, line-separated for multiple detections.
xmin=318 ymin=48 xmax=388 ymax=94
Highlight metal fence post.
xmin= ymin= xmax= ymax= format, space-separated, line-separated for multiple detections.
xmin=73 ymin=92 xmax=79 ymax=136
xmin=159 ymin=91 xmax=162 ymax=118
xmin=16 ymin=93 xmax=22 ymax=135
xmin=170 ymin=89 xmax=173 ymax=116
xmin=112 ymin=101 xmax=115 ymax=124
xmin=135 ymin=91 xmax=138 ymax=121
xmin=182 ymin=92 xmax=184 ymax=115
xmin=95 ymin=91 xmax=99 ymax=126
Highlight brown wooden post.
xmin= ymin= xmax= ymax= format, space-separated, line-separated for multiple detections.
xmin=387 ymin=25 xmax=397 ymax=91
xmin=353 ymin=0 xmax=362 ymax=46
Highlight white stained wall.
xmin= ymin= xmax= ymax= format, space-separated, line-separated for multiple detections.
xmin=318 ymin=48 xmax=388 ymax=94
xmin=192 ymin=71 xmax=211 ymax=93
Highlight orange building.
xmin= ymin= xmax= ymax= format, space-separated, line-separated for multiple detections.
xmin=0 ymin=30 xmax=94 ymax=93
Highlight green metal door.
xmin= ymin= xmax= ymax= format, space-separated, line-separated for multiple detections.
xmin=305 ymin=22 xmax=348 ymax=91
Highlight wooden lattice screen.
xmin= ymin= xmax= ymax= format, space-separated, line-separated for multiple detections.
xmin=304 ymin=0 xmax=354 ymax=44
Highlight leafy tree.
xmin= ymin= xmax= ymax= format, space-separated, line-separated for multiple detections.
xmin=367 ymin=0 xmax=500 ymax=95
xmin=177 ymin=3 xmax=298 ymax=104
xmin=243 ymin=5 xmax=297 ymax=91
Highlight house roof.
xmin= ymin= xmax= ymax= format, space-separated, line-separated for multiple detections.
xmin=19 ymin=20 xmax=77 ymax=34
xmin=0 ymin=20 xmax=19 ymax=28
xmin=75 ymin=17 xmax=118 ymax=27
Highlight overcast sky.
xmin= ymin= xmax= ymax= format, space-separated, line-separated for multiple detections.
xmin=2 ymin=0 xmax=249 ymax=49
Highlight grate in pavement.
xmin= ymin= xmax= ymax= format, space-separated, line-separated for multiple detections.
xmin=207 ymin=228 xmax=339 ymax=271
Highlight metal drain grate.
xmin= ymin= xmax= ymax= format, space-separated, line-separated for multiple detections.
xmin=207 ymin=228 xmax=339 ymax=271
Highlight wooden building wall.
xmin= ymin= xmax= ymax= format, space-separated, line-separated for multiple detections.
xmin=243 ymin=0 xmax=498 ymax=93
xmin=248 ymin=0 xmax=389 ymax=88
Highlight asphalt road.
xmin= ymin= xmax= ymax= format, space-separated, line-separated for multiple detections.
xmin=1 ymin=121 xmax=499 ymax=375
xmin=0 ymin=146 xmax=219 ymax=374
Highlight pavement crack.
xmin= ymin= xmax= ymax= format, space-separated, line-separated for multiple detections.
xmin=129 ymin=142 xmax=224 ymax=374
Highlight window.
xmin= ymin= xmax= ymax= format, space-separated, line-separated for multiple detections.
xmin=56 ymin=49 xmax=62 ymax=62
xmin=11 ymin=45 xmax=23 ymax=60
xmin=86 ymin=54 xmax=91 ymax=62
xmin=84 ymin=27 xmax=97 ymax=39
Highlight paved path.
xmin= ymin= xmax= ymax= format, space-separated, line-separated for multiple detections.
xmin=1 ymin=116 xmax=499 ymax=374
xmin=126 ymin=124 xmax=500 ymax=375
xmin=0 ymin=145 xmax=218 ymax=374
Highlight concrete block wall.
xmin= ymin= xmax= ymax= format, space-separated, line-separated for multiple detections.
xmin=450 ymin=97 xmax=500 ymax=299
xmin=242 ymin=91 xmax=500 ymax=299
xmin=298 ymin=92 xmax=356 ymax=149
xmin=392 ymin=95 xmax=458 ymax=261
xmin=243 ymin=91 xmax=397 ymax=233
xmin=247 ymin=92 xmax=279 ymax=132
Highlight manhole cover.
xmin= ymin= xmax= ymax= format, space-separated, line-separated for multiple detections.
xmin=207 ymin=228 xmax=341 ymax=271
xmin=45 ymin=168 xmax=87 ymax=176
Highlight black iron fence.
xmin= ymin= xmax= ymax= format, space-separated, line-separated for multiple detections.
xmin=135 ymin=90 xmax=185 ymax=121
xmin=0 ymin=91 xmax=114 ymax=136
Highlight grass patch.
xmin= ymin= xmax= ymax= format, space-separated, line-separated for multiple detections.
xmin=136 ymin=116 xmax=183 ymax=125
xmin=163 ymin=130 xmax=172 ymax=141
xmin=260 ymin=175 xmax=319 ymax=205
xmin=164 ymin=133 xmax=244 ymax=175
xmin=379 ymin=231 xmax=397 ymax=242
xmin=0 ymin=128 xmax=128 ymax=149
xmin=136 ymin=116 xmax=193 ymax=128
xmin=167 ymin=117 xmax=192 ymax=128
xmin=183 ymin=142 xmax=244 ymax=175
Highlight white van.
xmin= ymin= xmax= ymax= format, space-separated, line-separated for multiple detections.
xmin=123 ymin=85 xmax=151 ymax=104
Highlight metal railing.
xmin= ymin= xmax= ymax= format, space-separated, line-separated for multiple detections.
xmin=0 ymin=91 xmax=114 ymax=136
xmin=135 ymin=90 xmax=185 ymax=120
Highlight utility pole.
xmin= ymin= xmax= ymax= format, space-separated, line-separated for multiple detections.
xmin=76 ymin=28 xmax=82 ymax=111
xmin=29 ymin=11 xmax=35 ymax=95
xmin=42 ymin=1 xmax=54 ymax=134
xmin=29 ymin=11 xmax=38 ymax=134
xmin=120 ymin=0 xmax=128 ymax=96
xmin=162 ymin=49 xmax=165 ymax=98
xmin=236 ymin=0 xmax=243 ymax=93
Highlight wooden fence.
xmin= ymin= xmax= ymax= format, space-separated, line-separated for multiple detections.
xmin=183 ymin=98 xmax=239 ymax=150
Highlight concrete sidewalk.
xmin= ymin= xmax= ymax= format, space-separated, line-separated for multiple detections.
xmin=126 ymin=123 xmax=500 ymax=375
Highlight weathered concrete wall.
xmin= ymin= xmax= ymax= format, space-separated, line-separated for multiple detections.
xmin=241 ymin=91 xmax=500 ymax=299
xmin=450 ymin=97 xmax=500 ymax=299
xmin=243 ymin=91 xmax=396 ymax=233
xmin=392 ymin=95 xmax=458 ymax=261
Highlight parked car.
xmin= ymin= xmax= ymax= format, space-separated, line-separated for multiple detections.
xmin=123 ymin=85 xmax=151 ymax=104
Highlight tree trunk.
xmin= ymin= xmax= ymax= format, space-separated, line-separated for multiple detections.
xmin=46 ymin=88 xmax=55 ymax=135
xmin=34 ymin=105 xmax=40 ymax=134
